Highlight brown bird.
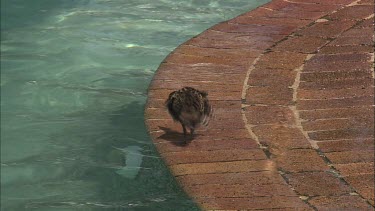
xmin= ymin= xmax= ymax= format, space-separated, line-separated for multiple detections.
xmin=165 ymin=87 xmax=213 ymax=140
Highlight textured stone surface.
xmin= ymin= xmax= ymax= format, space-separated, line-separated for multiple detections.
xmin=144 ymin=0 xmax=374 ymax=209
xmin=273 ymin=36 xmax=328 ymax=53
xmin=274 ymin=149 xmax=330 ymax=173
xmin=197 ymin=196 xmax=311 ymax=210
xmin=244 ymin=105 xmax=295 ymax=125
xmin=345 ymin=174 xmax=375 ymax=205
xmin=309 ymin=195 xmax=374 ymax=210
xmin=285 ymin=172 xmax=352 ymax=196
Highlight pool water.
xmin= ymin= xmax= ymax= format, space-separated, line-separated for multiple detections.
xmin=1 ymin=0 xmax=270 ymax=210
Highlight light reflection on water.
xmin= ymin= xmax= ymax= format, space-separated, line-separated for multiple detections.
xmin=1 ymin=0 xmax=270 ymax=210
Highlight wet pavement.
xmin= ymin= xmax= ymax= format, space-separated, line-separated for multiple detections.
xmin=145 ymin=0 xmax=374 ymax=210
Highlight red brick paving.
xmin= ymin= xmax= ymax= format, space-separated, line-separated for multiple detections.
xmin=144 ymin=0 xmax=375 ymax=210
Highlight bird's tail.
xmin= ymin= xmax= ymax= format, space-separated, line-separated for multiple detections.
xmin=201 ymin=104 xmax=214 ymax=128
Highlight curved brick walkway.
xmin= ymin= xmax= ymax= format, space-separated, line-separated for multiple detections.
xmin=145 ymin=0 xmax=374 ymax=210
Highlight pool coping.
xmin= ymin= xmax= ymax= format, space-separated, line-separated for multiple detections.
xmin=144 ymin=0 xmax=375 ymax=210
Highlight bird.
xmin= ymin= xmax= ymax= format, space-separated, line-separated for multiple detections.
xmin=165 ymin=87 xmax=213 ymax=141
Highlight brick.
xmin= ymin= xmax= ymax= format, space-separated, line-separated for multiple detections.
xmin=150 ymin=80 xmax=243 ymax=91
xmin=210 ymin=100 xmax=242 ymax=109
xmin=340 ymin=27 xmax=375 ymax=37
xmin=177 ymin=171 xmax=286 ymax=186
xmin=208 ymin=116 xmax=245 ymax=129
xmin=274 ymin=36 xmax=328 ymax=53
xmin=185 ymin=183 xmax=296 ymax=198
xmin=300 ymin=68 xmax=373 ymax=81
xmin=299 ymin=69 xmax=373 ymax=83
xmin=241 ymin=6 xmax=275 ymax=18
xmin=256 ymin=51 xmax=307 ymax=70
xmin=198 ymin=29 xmax=283 ymax=45
xmin=328 ymin=5 xmax=375 ymax=20
xmin=328 ymin=36 xmax=373 ymax=46
xmin=307 ymin=127 xmax=374 ymax=140
xmin=319 ymin=45 xmax=374 ymax=54
xmin=146 ymin=98 xmax=166 ymax=109
xmin=299 ymin=106 xmax=373 ymax=120
xmin=289 ymin=0 xmax=354 ymax=5
xmin=299 ymin=77 xmax=373 ymax=90
xmin=156 ymin=139 xmax=259 ymax=154
xmin=261 ymin=0 xmax=291 ymax=10
xmin=170 ymin=160 xmax=275 ymax=176
xmin=177 ymin=44 xmax=261 ymax=58
xmin=144 ymin=108 xmax=169 ymax=120
xmin=309 ymin=195 xmax=374 ymax=211
xmin=307 ymin=53 xmax=371 ymax=64
xmin=335 ymin=162 xmax=374 ymax=176
xmin=211 ymin=22 xmax=295 ymax=35
xmin=246 ymin=86 xmax=294 ymax=105
xmin=345 ymin=174 xmax=375 ymax=203
xmin=297 ymin=86 xmax=374 ymax=100
xmin=198 ymin=109 xmax=245 ymax=129
xmin=163 ymin=149 xmax=266 ymax=165
xmin=355 ymin=18 xmax=374 ymax=28
xmin=297 ymin=20 xmax=356 ymax=38
xmin=302 ymin=117 xmax=373 ymax=131
xmin=166 ymin=52 xmax=250 ymax=66
xmin=197 ymin=196 xmax=311 ymax=210
xmin=187 ymin=35 xmax=275 ymax=50
xmin=152 ymin=128 xmax=251 ymax=142
xmin=280 ymin=3 xmax=339 ymax=13
xmin=247 ymin=69 xmax=297 ymax=87
xmin=286 ymin=172 xmax=351 ymax=196
xmin=272 ymin=207 xmax=312 ymax=211
xmin=231 ymin=16 xmax=310 ymax=28
xmin=193 ymin=125 xmax=249 ymax=138
xmin=147 ymin=88 xmax=179 ymax=100
xmin=325 ymin=150 xmax=375 ymax=164
xmin=211 ymin=108 xmax=242 ymax=118
xmin=267 ymin=10 xmax=326 ymax=20
xmin=275 ymin=149 xmax=330 ymax=173
xmin=244 ymin=105 xmax=295 ymax=125
xmin=303 ymin=59 xmax=372 ymax=73
xmin=158 ymin=62 xmax=248 ymax=74
xmin=253 ymin=125 xmax=311 ymax=152
xmin=358 ymin=0 xmax=374 ymax=4
xmin=248 ymin=68 xmax=297 ymax=87
xmin=317 ymin=139 xmax=374 ymax=153
xmin=297 ymin=96 xmax=374 ymax=110
xmin=262 ymin=3 xmax=339 ymax=20
xmin=303 ymin=118 xmax=353 ymax=131
xmin=207 ymin=90 xmax=242 ymax=101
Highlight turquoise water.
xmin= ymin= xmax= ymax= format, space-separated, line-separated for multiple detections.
xmin=1 ymin=0 xmax=270 ymax=210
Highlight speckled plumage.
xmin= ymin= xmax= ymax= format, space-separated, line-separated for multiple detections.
xmin=165 ymin=87 xmax=212 ymax=139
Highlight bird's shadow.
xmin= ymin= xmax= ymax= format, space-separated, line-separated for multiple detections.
xmin=157 ymin=126 xmax=198 ymax=147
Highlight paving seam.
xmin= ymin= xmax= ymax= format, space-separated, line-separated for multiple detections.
xmin=299 ymin=43 xmax=373 ymax=210
xmin=295 ymin=2 xmax=374 ymax=206
xmin=145 ymin=0 xmax=373 ymax=209
xmin=295 ymin=73 xmax=374 ymax=206
xmin=293 ymin=6 xmax=375 ymax=208
xmin=292 ymin=56 xmax=371 ymax=206
xmin=241 ymin=49 xmax=318 ymax=211
xmin=242 ymin=0 xmax=374 ymax=209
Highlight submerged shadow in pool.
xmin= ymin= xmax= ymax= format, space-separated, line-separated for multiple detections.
xmin=157 ymin=126 xmax=197 ymax=146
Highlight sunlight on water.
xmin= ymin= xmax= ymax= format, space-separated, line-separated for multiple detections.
xmin=1 ymin=0 xmax=270 ymax=210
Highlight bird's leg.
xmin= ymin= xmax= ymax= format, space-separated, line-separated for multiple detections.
xmin=182 ymin=123 xmax=187 ymax=137
xmin=190 ymin=128 xmax=195 ymax=137
xmin=181 ymin=124 xmax=187 ymax=144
